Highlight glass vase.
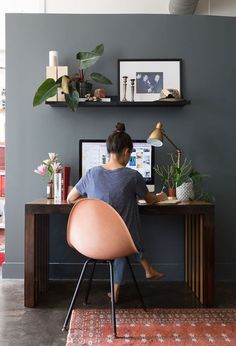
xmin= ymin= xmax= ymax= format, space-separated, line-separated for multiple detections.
xmin=54 ymin=173 xmax=62 ymax=202
xmin=46 ymin=180 xmax=54 ymax=199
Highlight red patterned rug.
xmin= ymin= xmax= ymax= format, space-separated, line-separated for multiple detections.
xmin=66 ymin=308 xmax=236 ymax=345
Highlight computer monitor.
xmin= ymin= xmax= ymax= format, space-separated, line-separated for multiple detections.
xmin=79 ymin=139 xmax=155 ymax=189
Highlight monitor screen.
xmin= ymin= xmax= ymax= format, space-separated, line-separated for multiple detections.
xmin=79 ymin=139 xmax=154 ymax=184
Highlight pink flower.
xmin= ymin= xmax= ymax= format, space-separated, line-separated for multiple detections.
xmin=34 ymin=164 xmax=47 ymax=176
xmin=52 ymin=162 xmax=62 ymax=173
xmin=48 ymin=153 xmax=57 ymax=161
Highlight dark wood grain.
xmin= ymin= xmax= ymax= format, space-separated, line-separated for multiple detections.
xmin=24 ymin=199 xmax=214 ymax=308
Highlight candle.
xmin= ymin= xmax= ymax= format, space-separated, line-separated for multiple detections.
xmin=49 ymin=51 xmax=58 ymax=66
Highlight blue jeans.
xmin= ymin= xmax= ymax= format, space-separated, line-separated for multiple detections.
xmin=113 ymin=251 xmax=144 ymax=285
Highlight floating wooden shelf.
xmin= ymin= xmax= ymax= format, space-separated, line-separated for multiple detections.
xmin=46 ymin=96 xmax=191 ymax=108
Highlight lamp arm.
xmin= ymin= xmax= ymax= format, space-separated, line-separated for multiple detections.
xmin=163 ymin=133 xmax=181 ymax=168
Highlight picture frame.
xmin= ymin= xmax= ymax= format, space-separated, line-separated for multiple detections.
xmin=118 ymin=59 xmax=182 ymax=102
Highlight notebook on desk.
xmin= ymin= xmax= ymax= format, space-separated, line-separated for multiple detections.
xmin=138 ymin=199 xmax=181 ymax=205
xmin=157 ymin=199 xmax=181 ymax=204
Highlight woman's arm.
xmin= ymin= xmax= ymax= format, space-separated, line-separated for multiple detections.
xmin=67 ymin=186 xmax=81 ymax=204
xmin=144 ymin=191 xmax=168 ymax=204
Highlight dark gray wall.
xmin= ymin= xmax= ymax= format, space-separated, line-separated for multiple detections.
xmin=3 ymin=14 xmax=236 ymax=281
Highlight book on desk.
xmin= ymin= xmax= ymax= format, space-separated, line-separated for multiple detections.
xmin=138 ymin=199 xmax=181 ymax=205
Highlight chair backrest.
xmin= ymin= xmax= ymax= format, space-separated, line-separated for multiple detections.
xmin=67 ymin=198 xmax=138 ymax=260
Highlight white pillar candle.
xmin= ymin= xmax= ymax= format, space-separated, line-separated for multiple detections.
xmin=49 ymin=51 xmax=58 ymax=66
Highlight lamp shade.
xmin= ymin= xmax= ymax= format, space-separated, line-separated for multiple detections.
xmin=147 ymin=121 xmax=164 ymax=147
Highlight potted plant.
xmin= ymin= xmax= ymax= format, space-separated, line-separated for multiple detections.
xmin=33 ymin=43 xmax=112 ymax=112
xmin=153 ymin=162 xmax=177 ymax=197
xmin=154 ymin=154 xmax=213 ymax=202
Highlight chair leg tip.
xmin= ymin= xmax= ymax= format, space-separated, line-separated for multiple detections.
xmin=62 ymin=326 xmax=68 ymax=332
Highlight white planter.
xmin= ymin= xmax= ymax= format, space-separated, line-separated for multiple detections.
xmin=176 ymin=182 xmax=194 ymax=201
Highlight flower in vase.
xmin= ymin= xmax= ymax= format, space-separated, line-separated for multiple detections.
xmin=34 ymin=152 xmax=62 ymax=181
xmin=34 ymin=164 xmax=47 ymax=176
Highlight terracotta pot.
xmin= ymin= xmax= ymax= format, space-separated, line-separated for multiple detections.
xmin=168 ymin=188 xmax=176 ymax=198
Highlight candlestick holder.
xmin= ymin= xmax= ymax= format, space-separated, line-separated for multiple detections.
xmin=122 ymin=76 xmax=128 ymax=102
xmin=130 ymin=78 xmax=135 ymax=102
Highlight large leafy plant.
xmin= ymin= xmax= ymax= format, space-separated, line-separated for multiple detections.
xmin=33 ymin=43 xmax=112 ymax=112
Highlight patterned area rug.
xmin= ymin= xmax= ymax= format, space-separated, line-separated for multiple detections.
xmin=66 ymin=308 xmax=236 ymax=345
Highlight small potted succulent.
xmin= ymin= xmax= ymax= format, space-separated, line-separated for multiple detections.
xmin=33 ymin=43 xmax=112 ymax=112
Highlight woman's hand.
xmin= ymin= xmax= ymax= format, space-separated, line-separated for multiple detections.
xmin=144 ymin=191 xmax=168 ymax=204
xmin=156 ymin=191 xmax=168 ymax=202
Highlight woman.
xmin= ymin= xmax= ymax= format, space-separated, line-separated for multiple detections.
xmin=67 ymin=122 xmax=167 ymax=302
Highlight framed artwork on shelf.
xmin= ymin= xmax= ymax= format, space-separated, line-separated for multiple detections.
xmin=118 ymin=59 xmax=182 ymax=102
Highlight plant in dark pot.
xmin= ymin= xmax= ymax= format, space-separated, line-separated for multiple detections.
xmin=33 ymin=43 xmax=112 ymax=112
xmin=74 ymin=43 xmax=112 ymax=97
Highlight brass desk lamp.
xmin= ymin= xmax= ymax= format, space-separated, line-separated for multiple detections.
xmin=147 ymin=121 xmax=181 ymax=168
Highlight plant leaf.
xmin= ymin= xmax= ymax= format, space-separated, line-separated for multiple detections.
xmin=90 ymin=72 xmax=112 ymax=85
xmin=92 ymin=43 xmax=104 ymax=56
xmin=33 ymin=79 xmax=59 ymax=106
xmin=76 ymin=51 xmax=101 ymax=70
xmin=65 ymin=89 xmax=80 ymax=112
xmin=61 ymin=76 xmax=70 ymax=94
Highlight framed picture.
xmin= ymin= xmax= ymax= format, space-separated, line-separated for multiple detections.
xmin=118 ymin=59 xmax=182 ymax=102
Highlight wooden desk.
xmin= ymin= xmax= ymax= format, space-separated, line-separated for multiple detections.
xmin=25 ymin=199 xmax=214 ymax=308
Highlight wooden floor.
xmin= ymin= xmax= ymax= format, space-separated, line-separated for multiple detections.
xmin=0 ymin=278 xmax=236 ymax=345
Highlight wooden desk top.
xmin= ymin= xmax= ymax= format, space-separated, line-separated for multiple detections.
xmin=25 ymin=198 xmax=214 ymax=216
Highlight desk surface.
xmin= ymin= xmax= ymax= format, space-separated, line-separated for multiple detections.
xmin=25 ymin=198 xmax=214 ymax=216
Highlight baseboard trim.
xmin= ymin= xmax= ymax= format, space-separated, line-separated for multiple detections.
xmin=2 ymin=261 xmax=235 ymax=281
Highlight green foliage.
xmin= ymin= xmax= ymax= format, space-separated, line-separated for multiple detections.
xmin=154 ymin=153 xmax=214 ymax=202
xmin=33 ymin=79 xmax=60 ymax=106
xmin=76 ymin=43 xmax=112 ymax=84
xmin=153 ymin=163 xmax=176 ymax=189
xmin=33 ymin=43 xmax=112 ymax=112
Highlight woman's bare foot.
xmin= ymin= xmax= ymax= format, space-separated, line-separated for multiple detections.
xmin=107 ymin=283 xmax=120 ymax=303
xmin=141 ymin=258 xmax=165 ymax=280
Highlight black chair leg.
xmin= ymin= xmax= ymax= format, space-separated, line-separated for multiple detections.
xmin=62 ymin=258 xmax=91 ymax=331
xmin=108 ymin=260 xmax=117 ymax=338
xmin=126 ymin=257 xmax=146 ymax=311
xmin=84 ymin=260 xmax=96 ymax=305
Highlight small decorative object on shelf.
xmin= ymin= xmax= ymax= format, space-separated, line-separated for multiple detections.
xmin=122 ymin=76 xmax=128 ymax=102
xmin=34 ymin=152 xmax=62 ymax=199
xmin=130 ymin=78 xmax=135 ymax=102
xmin=33 ymin=43 xmax=112 ymax=112
xmin=94 ymin=88 xmax=106 ymax=98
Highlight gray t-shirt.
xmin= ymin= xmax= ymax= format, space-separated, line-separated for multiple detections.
xmin=75 ymin=166 xmax=148 ymax=248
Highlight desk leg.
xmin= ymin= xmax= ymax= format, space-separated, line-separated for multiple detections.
xmin=185 ymin=214 xmax=214 ymax=307
xmin=203 ymin=212 xmax=215 ymax=307
xmin=25 ymin=212 xmax=49 ymax=307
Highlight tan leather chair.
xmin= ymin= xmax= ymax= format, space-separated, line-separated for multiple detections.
xmin=62 ymin=198 xmax=145 ymax=337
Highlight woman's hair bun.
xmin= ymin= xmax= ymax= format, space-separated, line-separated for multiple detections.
xmin=115 ymin=122 xmax=126 ymax=133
